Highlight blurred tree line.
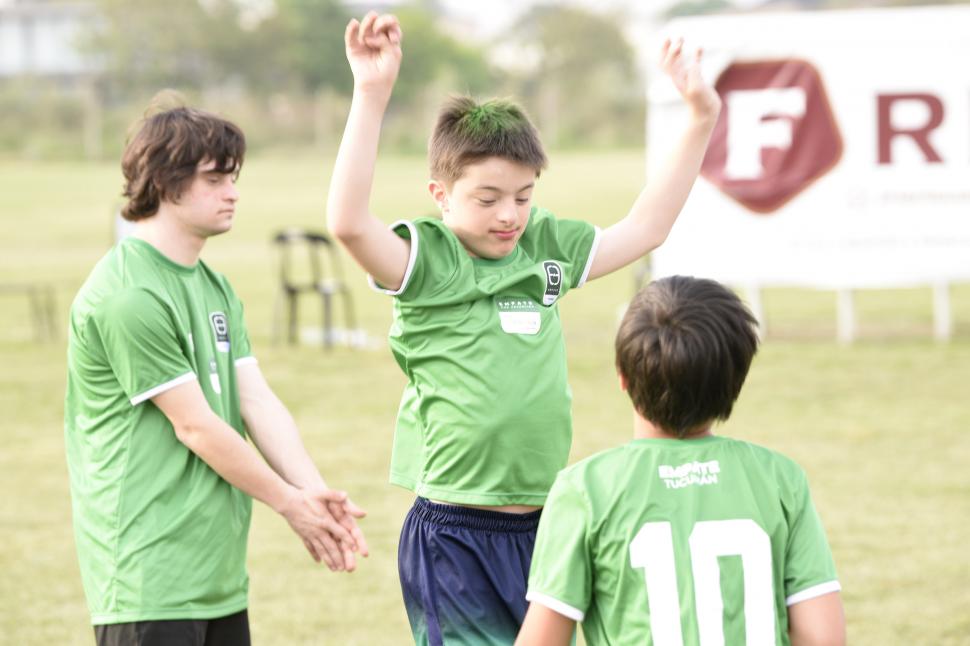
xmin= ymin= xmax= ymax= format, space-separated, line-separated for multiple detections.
xmin=0 ymin=0 xmax=643 ymax=159
xmin=11 ymin=0 xmax=959 ymax=158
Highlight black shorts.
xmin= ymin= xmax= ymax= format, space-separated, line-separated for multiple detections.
xmin=94 ymin=609 xmax=250 ymax=646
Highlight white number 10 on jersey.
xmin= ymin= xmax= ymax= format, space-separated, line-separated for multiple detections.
xmin=629 ymin=519 xmax=776 ymax=646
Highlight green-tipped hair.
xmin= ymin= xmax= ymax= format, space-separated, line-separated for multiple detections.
xmin=460 ymin=100 xmax=524 ymax=137
xmin=429 ymin=95 xmax=547 ymax=185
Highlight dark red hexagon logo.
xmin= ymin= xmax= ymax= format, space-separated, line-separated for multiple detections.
xmin=701 ymin=60 xmax=843 ymax=214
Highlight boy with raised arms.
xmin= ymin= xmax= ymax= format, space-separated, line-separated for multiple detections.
xmin=516 ymin=276 xmax=845 ymax=646
xmin=327 ymin=11 xmax=720 ymax=645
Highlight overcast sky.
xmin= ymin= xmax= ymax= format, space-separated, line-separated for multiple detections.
xmin=433 ymin=0 xmax=764 ymax=71
xmin=436 ymin=0 xmax=767 ymax=36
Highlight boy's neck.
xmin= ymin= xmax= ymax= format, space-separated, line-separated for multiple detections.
xmin=632 ymin=413 xmax=713 ymax=440
xmin=132 ymin=213 xmax=206 ymax=267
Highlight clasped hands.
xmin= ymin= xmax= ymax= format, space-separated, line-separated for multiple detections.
xmin=280 ymin=485 xmax=368 ymax=572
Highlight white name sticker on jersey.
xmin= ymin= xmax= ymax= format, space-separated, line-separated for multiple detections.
xmin=496 ymin=297 xmax=541 ymax=335
xmin=658 ymin=460 xmax=720 ymax=489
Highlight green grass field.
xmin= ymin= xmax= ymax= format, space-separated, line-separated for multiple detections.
xmin=1 ymin=151 xmax=968 ymax=644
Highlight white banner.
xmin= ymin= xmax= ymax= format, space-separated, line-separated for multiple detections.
xmin=648 ymin=6 xmax=970 ymax=288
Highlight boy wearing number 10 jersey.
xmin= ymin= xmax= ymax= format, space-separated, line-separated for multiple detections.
xmin=517 ymin=276 xmax=845 ymax=646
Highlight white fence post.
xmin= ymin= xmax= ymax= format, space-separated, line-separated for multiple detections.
xmin=745 ymin=285 xmax=766 ymax=340
xmin=836 ymin=289 xmax=856 ymax=344
xmin=933 ymin=282 xmax=952 ymax=341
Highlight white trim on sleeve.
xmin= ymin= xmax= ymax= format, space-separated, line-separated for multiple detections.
xmin=129 ymin=372 xmax=197 ymax=406
xmin=367 ymin=219 xmax=419 ymax=296
xmin=786 ymin=580 xmax=842 ymax=606
xmin=525 ymin=591 xmax=585 ymax=622
xmin=576 ymin=226 xmax=602 ymax=288
xmin=234 ymin=356 xmax=258 ymax=367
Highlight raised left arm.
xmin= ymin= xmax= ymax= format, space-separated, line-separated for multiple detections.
xmin=586 ymin=39 xmax=721 ymax=282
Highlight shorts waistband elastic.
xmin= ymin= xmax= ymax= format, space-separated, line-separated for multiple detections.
xmin=411 ymin=497 xmax=541 ymax=533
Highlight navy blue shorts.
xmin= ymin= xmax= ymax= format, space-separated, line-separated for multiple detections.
xmin=398 ymin=498 xmax=541 ymax=645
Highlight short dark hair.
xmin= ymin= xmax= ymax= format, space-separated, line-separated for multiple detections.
xmin=615 ymin=276 xmax=760 ymax=437
xmin=429 ymin=95 xmax=547 ymax=185
xmin=120 ymin=105 xmax=245 ymax=221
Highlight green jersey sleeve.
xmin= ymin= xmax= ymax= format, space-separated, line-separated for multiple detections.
xmin=368 ymin=218 xmax=463 ymax=302
xmin=526 ymin=473 xmax=593 ymax=621
xmin=90 ymin=287 xmax=195 ymax=405
xmin=518 ymin=208 xmax=600 ymax=289
xmin=783 ymin=468 xmax=841 ymax=604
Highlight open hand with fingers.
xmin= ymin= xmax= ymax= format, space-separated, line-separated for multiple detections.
xmin=345 ymin=11 xmax=403 ymax=98
xmin=661 ymin=37 xmax=721 ymax=123
xmin=279 ymin=486 xmax=368 ymax=572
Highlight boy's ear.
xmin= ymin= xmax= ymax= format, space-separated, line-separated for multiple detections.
xmin=427 ymin=180 xmax=449 ymax=213
xmin=618 ymin=370 xmax=628 ymax=392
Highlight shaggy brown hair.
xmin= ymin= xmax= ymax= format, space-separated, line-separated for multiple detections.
xmin=120 ymin=106 xmax=245 ymax=221
xmin=615 ymin=276 xmax=760 ymax=437
xmin=428 ymin=96 xmax=547 ymax=185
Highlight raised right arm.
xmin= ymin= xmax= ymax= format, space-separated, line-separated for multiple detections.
xmin=326 ymin=12 xmax=411 ymax=291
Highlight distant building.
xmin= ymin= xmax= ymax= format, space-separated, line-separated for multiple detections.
xmin=0 ymin=0 xmax=99 ymax=80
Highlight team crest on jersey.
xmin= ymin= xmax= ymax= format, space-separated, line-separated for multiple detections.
xmin=659 ymin=460 xmax=720 ymax=489
xmin=209 ymin=312 xmax=230 ymax=353
xmin=541 ymin=261 xmax=563 ymax=306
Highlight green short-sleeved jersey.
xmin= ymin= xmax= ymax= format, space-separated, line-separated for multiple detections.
xmin=372 ymin=207 xmax=599 ymax=505
xmin=527 ymin=436 xmax=840 ymax=645
xmin=64 ymin=237 xmax=255 ymax=624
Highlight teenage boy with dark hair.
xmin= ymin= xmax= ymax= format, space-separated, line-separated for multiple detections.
xmin=65 ymin=104 xmax=367 ymax=646
xmin=327 ymin=11 xmax=721 ymax=645
xmin=516 ymin=276 xmax=845 ymax=646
